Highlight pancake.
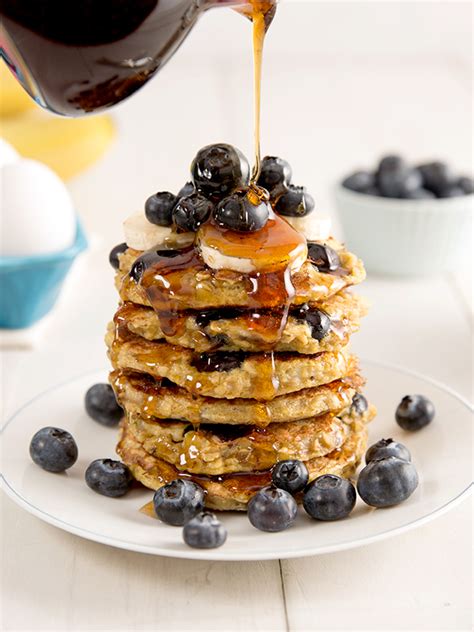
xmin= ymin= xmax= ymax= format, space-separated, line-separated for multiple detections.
xmin=116 ymin=238 xmax=366 ymax=311
xmin=117 ymin=420 xmax=369 ymax=511
xmin=107 ymin=330 xmax=352 ymax=400
xmin=123 ymin=403 xmax=375 ymax=476
xmin=113 ymin=291 xmax=367 ymax=354
xmin=110 ymin=364 xmax=364 ymax=426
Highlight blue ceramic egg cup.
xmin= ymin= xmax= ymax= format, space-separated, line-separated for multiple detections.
xmin=0 ymin=218 xmax=88 ymax=329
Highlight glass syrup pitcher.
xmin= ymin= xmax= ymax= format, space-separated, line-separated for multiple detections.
xmin=0 ymin=0 xmax=276 ymax=117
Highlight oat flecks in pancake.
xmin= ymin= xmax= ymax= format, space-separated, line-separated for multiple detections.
xmin=114 ymin=291 xmax=368 ymax=354
xmin=117 ymin=420 xmax=369 ymax=511
xmin=124 ymin=404 xmax=375 ymax=476
xmin=110 ymin=362 xmax=363 ymax=426
xmin=116 ymin=238 xmax=366 ymax=311
xmin=107 ymin=330 xmax=352 ymax=400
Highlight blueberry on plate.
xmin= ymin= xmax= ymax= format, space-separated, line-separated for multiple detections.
xmin=153 ymin=479 xmax=205 ymax=526
xmin=172 ymin=193 xmax=214 ymax=232
xmin=365 ymin=438 xmax=411 ymax=464
xmin=177 ymin=181 xmax=195 ymax=198
xmin=145 ymin=191 xmax=176 ymax=226
xmin=303 ymin=474 xmax=356 ymax=520
xmin=109 ymin=242 xmax=128 ymax=270
xmin=307 ymin=242 xmax=340 ymax=272
xmin=85 ymin=459 xmax=133 ymax=497
xmin=351 ymin=392 xmax=368 ymax=415
xmin=342 ymin=171 xmax=375 ymax=194
xmin=191 ymin=143 xmax=250 ymax=197
xmin=418 ymin=161 xmax=456 ymax=196
xmin=376 ymin=155 xmax=422 ymax=198
xmin=357 ymin=456 xmax=418 ymax=507
xmin=85 ymin=383 xmax=123 ymax=427
xmin=272 ymin=459 xmax=309 ymax=494
xmin=183 ymin=511 xmax=227 ymax=549
xmin=29 ymin=427 xmax=78 ymax=473
xmin=275 ymin=185 xmax=315 ymax=217
xmin=293 ymin=304 xmax=331 ymax=340
xmin=257 ymin=156 xmax=292 ymax=193
xmin=396 ymin=394 xmax=435 ymax=431
xmin=214 ymin=189 xmax=270 ymax=232
xmin=247 ymin=485 xmax=298 ymax=532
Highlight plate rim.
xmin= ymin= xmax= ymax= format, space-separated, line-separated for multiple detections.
xmin=1 ymin=360 xmax=473 ymax=561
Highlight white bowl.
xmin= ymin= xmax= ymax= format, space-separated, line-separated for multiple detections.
xmin=334 ymin=184 xmax=473 ymax=277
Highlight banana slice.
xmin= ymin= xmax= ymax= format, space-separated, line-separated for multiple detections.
xmin=284 ymin=213 xmax=331 ymax=241
xmin=198 ymin=213 xmax=308 ymax=274
xmin=199 ymin=243 xmax=255 ymax=273
xmin=123 ymin=213 xmax=195 ymax=251
xmin=123 ymin=213 xmax=174 ymax=250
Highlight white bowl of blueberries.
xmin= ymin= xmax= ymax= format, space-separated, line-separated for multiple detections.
xmin=335 ymin=156 xmax=473 ymax=277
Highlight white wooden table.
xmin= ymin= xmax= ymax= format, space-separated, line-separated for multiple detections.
xmin=1 ymin=4 xmax=472 ymax=629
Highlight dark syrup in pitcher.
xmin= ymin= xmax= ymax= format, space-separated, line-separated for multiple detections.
xmin=0 ymin=0 xmax=275 ymax=116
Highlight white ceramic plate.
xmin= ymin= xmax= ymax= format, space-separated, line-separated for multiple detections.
xmin=1 ymin=361 xmax=472 ymax=561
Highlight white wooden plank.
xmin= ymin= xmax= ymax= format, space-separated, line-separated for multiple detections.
xmin=281 ymin=501 xmax=472 ymax=632
xmin=2 ymin=495 xmax=287 ymax=632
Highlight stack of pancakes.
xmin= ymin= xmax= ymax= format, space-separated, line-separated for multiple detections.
xmin=107 ymin=233 xmax=375 ymax=510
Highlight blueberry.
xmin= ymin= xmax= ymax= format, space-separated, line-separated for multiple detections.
xmin=293 ymin=304 xmax=331 ymax=340
xmin=85 ymin=459 xmax=133 ymax=497
xmin=109 ymin=242 xmax=128 ymax=270
xmin=145 ymin=191 xmax=176 ymax=226
xmin=191 ymin=143 xmax=250 ymax=198
xmin=172 ymin=193 xmax=213 ymax=232
xmin=153 ymin=479 xmax=205 ymax=526
xmin=257 ymin=156 xmax=292 ymax=193
xmin=396 ymin=394 xmax=435 ymax=431
xmin=342 ymin=171 xmax=375 ymax=193
xmin=351 ymin=392 xmax=368 ymax=415
xmin=177 ymin=181 xmax=195 ymax=198
xmin=214 ymin=189 xmax=270 ymax=232
xmin=438 ymin=186 xmax=465 ymax=198
xmin=195 ymin=307 xmax=244 ymax=328
xmin=182 ymin=511 xmax=227 ymax=549
xmin=458 ymin=176 xmax=474 ymax=194
xmin=403 ymin=188 xmax=435 ymax=200
xmin=307 ymin=242 xmax=340 ymax=272
xmin=357 ymin=456 xmax=418 ymax=507
xmin=365 ymin=438 xmax=411 ymax=464
xmin=191 ymin=351 xmax=246 ymax=372
xmin=129 ymin=250 xmax=157 ymax=283
xmin=29 ymin=427 xmax=78 ymax=473
xmin=85 ymin=383 xmax=123 ymax=427
xmin=364 ymin=186 xmax=382 ymax=196
xmin=275 ymin=185 xmax=315 ymax=217
xmin=247 ymin=485 xmax=298 ymax=532
xmin=303 ymin=474 xmax=356 ymax=520
xmin=376 ymin=156 xmax=422 ymax=198
xmin=272 ymin=459 xmax=309 ymax=494
xmin=418 ymin=161 xmax=456 ymax=196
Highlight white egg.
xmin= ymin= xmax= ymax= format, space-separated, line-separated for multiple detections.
xmin=1 ymin=159 xmax=76 ymax=257
xmin=0 ymin=138 xmax=20 ymax=167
